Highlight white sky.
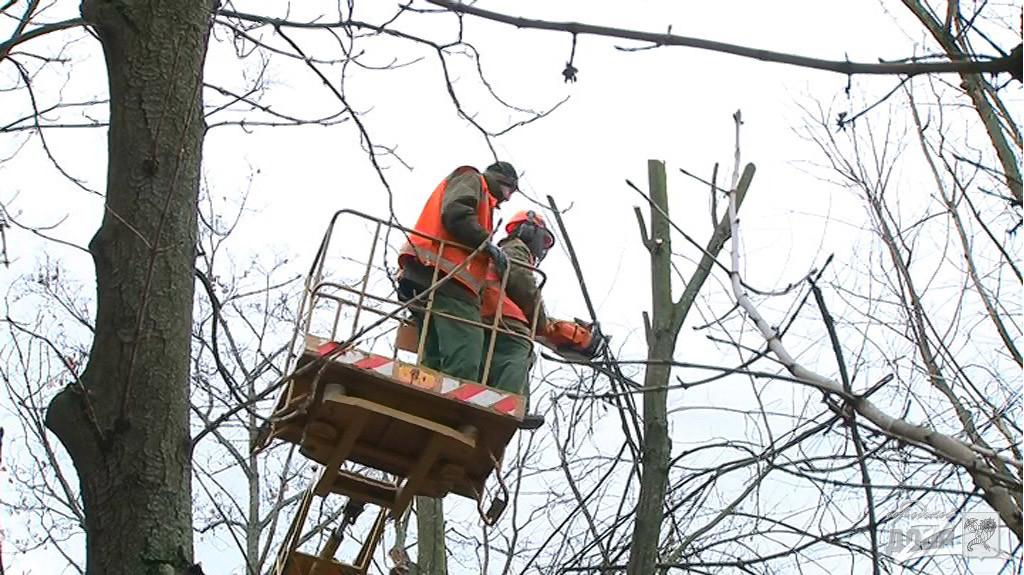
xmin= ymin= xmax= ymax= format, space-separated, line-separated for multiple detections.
xmin=1 ymin=0 xmax=1020 ymax=573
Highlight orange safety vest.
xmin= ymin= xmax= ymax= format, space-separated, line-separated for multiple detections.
xmin=480 ymin=252 xmax=530 ymax=324
xmin=398 ymin=166 xmax=498 ymax=295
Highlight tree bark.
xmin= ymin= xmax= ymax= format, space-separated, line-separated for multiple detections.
xmin=415 ymin=496 xmax=448 ymax=574
xmin=627 ymin=161 xmax=675 ymax=575
xmin=627 ymin=160 xmax=753 ymax=574
xmin=44 ymin=1 xmax=212 ymax=573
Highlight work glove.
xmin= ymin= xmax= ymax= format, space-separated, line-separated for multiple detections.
xmin=487 ymin=243 xmax=508 ymax=277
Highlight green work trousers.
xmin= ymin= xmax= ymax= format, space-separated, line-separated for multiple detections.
xmin=412 ymin=292 xmax=483 ymax=382
xmin=480 ymin=330 xmax=533 ymax=405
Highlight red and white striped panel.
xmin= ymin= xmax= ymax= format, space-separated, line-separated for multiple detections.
xmin=311 ymin=341 xmax=524 ymax=418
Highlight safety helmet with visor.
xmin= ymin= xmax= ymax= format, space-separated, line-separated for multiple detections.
xmin=506 ymin=210 xmax=556 ymax=262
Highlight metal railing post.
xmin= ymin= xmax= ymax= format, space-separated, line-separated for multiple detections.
xmin=350 ymin=221 xmax=382 ymax=339
xmin=480 ymin=262 xmax=511 ymax=387
xmin=415 ymin=241 xmax=445 ymax=366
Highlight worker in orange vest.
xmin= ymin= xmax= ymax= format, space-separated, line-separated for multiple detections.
xmin=480 ymin=210 xmax=607 ymax=429
xmin=397 ymin=162 xmax=519 ymax=381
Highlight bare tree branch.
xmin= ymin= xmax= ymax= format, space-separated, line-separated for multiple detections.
xmin=427 ymin=0 xmax=1022 ymax=80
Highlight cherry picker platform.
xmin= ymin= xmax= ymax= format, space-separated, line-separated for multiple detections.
xmin=255 ymin=209 xmax=545 ymax=575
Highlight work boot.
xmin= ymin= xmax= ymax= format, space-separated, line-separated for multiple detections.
xmin=518 ymin=413 xmax=545 ymax=430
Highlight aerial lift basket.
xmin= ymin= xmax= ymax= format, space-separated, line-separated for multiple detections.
xmin=258 ymin=210 xmax=544 ymax=575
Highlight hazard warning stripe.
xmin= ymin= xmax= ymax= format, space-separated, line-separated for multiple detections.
xmin=356 ymin=355 xmax=394 ymax=378
xmin=312 ymin=342 xmax=524 ymax=417
xmin=448 ymin=383 xmax=487 ymax=402
xmin=316 ymin=341 xmax=342 ymax=357
xmin=354 ymin=355 xmax=390 ymax=370
xmin=439 ymin=377 xmax=460 ymax=394
xmin=461 ymin=388 xmax=505 ymax=408
xmin=491 ymin=395 xmax=519 ymax=415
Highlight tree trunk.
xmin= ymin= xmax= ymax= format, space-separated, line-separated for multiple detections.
xmin=415 ymin=496 xmax=448 ymax=574
xmin=44 ymin=1 xmax=211 ymax=574
xmin=627 ymin=160 xmax=675 ymax=575
xmin=248 ymin=409 xmax=261 ymax=570
xmin=627 ymin=160 xmax=754 ymax=574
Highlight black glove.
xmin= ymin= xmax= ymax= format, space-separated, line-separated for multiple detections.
xmin=487 ymin=243 xmax=508 ymax=277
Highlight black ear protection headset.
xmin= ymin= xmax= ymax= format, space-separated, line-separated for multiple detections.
xmin=512 ymin=210 xmax=555 ymax=263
